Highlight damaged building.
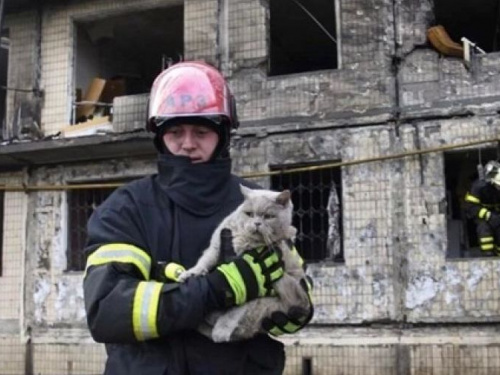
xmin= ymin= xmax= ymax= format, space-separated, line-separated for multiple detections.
xmin=1 ymin=0 xmax=500 ymax=373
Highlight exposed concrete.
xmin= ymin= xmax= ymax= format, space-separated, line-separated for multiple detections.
xmin=0 ymin=319 xmax=20 ymax=334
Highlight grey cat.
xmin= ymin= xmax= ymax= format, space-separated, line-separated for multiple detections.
xmin=178 ymin=185 xmax=311 ymax=342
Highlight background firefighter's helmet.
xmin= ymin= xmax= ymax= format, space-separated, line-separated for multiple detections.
xmin=485 ymin=160 xmax=500 ymax=187
xmin=147 ymin=61 xmax=239 ymax=157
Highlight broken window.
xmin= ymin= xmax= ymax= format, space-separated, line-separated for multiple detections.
xmin=445 ymin=148 xmax=498 ymax=258
xmin=66 ymin=183 xmax=120 ymax=271
xmin=434 ymin=0 xmax=500 ymax=53
xmin=271 ymin=162 xmax=343 ymax=262
xmin=269 ymin=0 xmax=338 ymax=76
xmin=0 ymin=30 xmax=9 ymax=139
xmin=73 ymin=6 xmax=184 ymax=124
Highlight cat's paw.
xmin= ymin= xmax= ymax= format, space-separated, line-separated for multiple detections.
xmin=177 ymin=270 xmax=196 ymax=283
xmin=211 ymin=328 xmax=232 ymax=343
xmin=214 ymin=325 xmax=254 ymax=342
xmin=176 ymin=272 xmax=188 ymax=283
xmin=177 ymin=266 xmax=209 ymax=282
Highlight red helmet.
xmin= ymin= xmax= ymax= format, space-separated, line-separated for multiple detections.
xmin=147 ymin=61 xmax=239 ymax=133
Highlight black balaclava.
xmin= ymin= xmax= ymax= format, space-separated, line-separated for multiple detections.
xmin=157 ymin=155 xmax=232 ymax=216
xmin=155 ymin=117 xmax=233 ymax=216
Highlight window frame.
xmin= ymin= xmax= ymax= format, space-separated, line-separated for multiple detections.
xmin=270 ymin=161 xmax=343 ymax=263
xmin=268 ymin=0 xmax=340 ymax=76
xmin=444 ymin=147 xmax=499 ymax=259
xmin=65 ymin=180 xmax=128 ymax=272
xmin=71 ymin=6 xmax=184 ymax=125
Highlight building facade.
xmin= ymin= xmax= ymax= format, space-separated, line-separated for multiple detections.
xmin=1 ymin=0 xmax=500 ymax=373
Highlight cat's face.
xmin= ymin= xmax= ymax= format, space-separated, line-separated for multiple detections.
xmin=237 ymin=185 xmax=293 ymax=243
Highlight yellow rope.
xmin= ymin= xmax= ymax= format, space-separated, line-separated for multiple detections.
xmin=0 ymin=136 xmax=498 ymax=192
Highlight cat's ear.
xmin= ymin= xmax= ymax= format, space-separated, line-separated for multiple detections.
xmin=276 ymin=190 xmax=291 ymax=206
xmin=240 ymin=184 xmax=253 ymax=199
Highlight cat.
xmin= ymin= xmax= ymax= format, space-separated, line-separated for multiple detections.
xmin=178 ymin=184 xmax=311 ymax=342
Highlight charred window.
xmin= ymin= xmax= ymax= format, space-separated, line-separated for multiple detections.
xmin=269 ymin=0 xmax=338 ymax=76
xmin=0 ymin=30 xmax=9 ymax=139
xmin=271 ymin=163 xmax=343 ymax=263
xmin=73 ymin=6 xmax=183 ymax=123
xmin=66 ymin=184 xmax=120 ymax=271
xmin=445 ymin=148 xmax=499 ymax=258
xmin=434 ymin=0 xmax=500 ymax=53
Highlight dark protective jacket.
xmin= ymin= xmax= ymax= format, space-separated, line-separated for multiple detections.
xmin=83 ymin=154 xmax=285 ymax=375
xmin=464 ymin=179 xmax=500 ymax=221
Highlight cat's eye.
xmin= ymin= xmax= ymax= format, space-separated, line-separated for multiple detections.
xmin=245 ymin=211 xmax=254 ymax=217
xmin=263 ymin=214 xmax=275 ymax=219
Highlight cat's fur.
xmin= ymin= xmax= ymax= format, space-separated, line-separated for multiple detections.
xmin=178 ymin=185 xmax=311 ymax=342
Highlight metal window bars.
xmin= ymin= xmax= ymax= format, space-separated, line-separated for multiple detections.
xmin=270 ymin=163 xmax=343 ymax=263
xmin=66 ymin=185 xmax=116 ymax=271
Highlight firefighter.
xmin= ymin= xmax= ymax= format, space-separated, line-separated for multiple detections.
xmin=464 ymin=160 xmax=500 ymax=255
xmin=83 ymin=61 xmax=313 ymax=375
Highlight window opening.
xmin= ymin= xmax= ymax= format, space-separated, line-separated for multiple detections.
xmin=434 ymin=0 xmax=500 ymax=53
xmin=302 ymin=357 xmax=313 ymax=375
xmin=66 ymin=182 xmax=125 ymax=271
xmin=445 ymin=148 xmax=498 ymax=258
xmin=269 ymin=0 xmax=337 ymax=76
xmin=270 ymin=162 xmax=343 ymax=262
xmin=73 ymin=6 xmax=184 ymax=124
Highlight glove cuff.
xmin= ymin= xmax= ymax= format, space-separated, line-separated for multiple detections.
xmin=206 ymin=271 xmax=236 ymax=308
xmin=233 ymin=257 xmax=259 ymax=301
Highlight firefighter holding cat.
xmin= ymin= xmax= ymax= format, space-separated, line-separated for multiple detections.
xmin=83 ymin=61 xmax=313 ymax=375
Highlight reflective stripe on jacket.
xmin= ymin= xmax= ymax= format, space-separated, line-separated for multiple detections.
xmin=464 ymin=179 xmax=500 ymax=220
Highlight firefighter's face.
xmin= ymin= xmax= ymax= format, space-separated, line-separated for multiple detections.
xmin=162 ymin=123 xmax=219 ymax=163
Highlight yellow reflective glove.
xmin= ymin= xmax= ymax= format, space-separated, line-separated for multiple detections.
xmin=262 ymin=276 xmax=314 ymax=336
xmin=207 ymin=245 xmax=285 ymax=307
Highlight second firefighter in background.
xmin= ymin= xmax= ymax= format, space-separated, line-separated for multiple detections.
xmin=464 ymin=160 xmax=500 ymax=255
